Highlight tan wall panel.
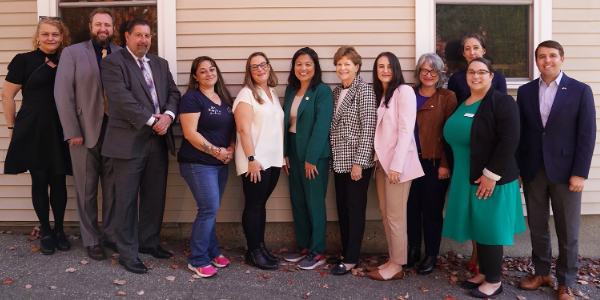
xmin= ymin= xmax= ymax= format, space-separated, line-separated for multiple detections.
xmin=552 ymin=33 xmax=600 ymax=46
xmin=0 ymin=12 xmax=37 ymax=26
xmin=553 ymin=9 xmax=600 ymax=21
xmin=553 ymin=21 xmax=600 ymax=33
xmin=0 ymin=1 xmax=36 ymax=13
xmin=0 ymin=26 xmax=37 ymax=39
xmin=0 ymin=38 xmax=32 ymax=51
xmin=177 ymin=0 xmax=411 ymax=9
xmin=553 ymin=0 xmax=600 ymax=9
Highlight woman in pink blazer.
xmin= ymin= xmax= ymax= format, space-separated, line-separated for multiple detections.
xmin=365 ymin=52 xmax=424 ymax=281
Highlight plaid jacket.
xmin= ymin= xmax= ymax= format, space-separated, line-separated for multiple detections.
xmin=329 ymin=75 xmax=377 ymax=173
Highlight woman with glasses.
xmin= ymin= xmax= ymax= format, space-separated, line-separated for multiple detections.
xmin=1 ymin=17 xmax=72 ymax=255
xmin=405 ymin=53 xmax=457 ymax=275
xmin=281 ymin=47 xmax=333 ymax=269
xmin=363 ymin=52 xmax=424 ymax=281
xmin=327 ymin=46 xmax=377 ymax=275
xmin=442 ymin=58 xmax=524 ymax=298
xmin=233 ymin=52 xmax=284 ymax=270
xmin=178 ymin=56 xmax=235 ymax=278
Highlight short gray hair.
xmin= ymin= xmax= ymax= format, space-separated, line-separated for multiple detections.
xmin=414 ymin=53 xmax=446 ymax=89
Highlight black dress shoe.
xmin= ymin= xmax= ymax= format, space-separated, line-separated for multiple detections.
xmin=87 ymin=245 xmax=107 ymax=260
xmin=102 ymin=241 xmax=119 ymax=253
xmin=259 ymin=242 xmax=279 ymax=263
xmin=404 ymin=246 xmax=421 ymax=268
xmin=417 ymin=255 xmax=437 ymax=275
xmin=54 ymin=231 xmax=71 ymax=251
xmin=139 ymin=245 xmax=172 ymax=259
xmin=40 ymin=235 xmax=56 ymax=255
xmin=470 ymin=284 xmax=503 ymax=298
xmin=326 ymin=255 xmax=343 ymax=265
xmin=461 ymin=280 xmax=483 ymax=289
xmin=331 ymin=263 xmax=356 ymax=275
xmin=245 ymin=249 xmax=278 ymax=270
xmin=119 ymin=258 xmax=148 ymax=274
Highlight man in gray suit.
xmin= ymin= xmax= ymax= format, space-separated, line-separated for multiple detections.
xmin=101 ymin=19 xmax=180 ymax=274
xmin=55 ymin=8 xmax=120 ymax=260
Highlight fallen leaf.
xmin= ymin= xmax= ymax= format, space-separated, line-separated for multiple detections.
xmin=172 ymin=265 xmax=179 ymax=269
xmin=30 ymin=246 xmax=40 ymax=252
xmin=443 ymin=295 xmax=455 ymax=300
xmin=245 ymin=270 xmax=250 ymax=274
xmin=302 ymin=292 xmax=311 ymax=299
xmin=27 ymin=236 xmax=38 ymax=242
xmin=396 ymin=293 xmax=409 ymax=300
xmin=111 ymin=260 xmax=117 ymax=265
xmin=2 ymin=279 xmax=13 ymax=285
xmin=419 ymin=286 xmax=429 ymax=292
xmin=516 ymin=296 xmax=527 ymax=300
xmin=321 ymin=284 xmax=329 ymax=289
xmin=383 ymin=298 xmax=390 ymax=300
xmin=287 ymin=280 xmax=294 ymax=284
xmin=80 ymin=260 xmax=89 ymax=265
xmin=117 ymin=291 xmax=127 ymax=296
xmin=263 ymin=274 xmax=271 ymax=279
xmin=8 ymin=246 xmax=16 ymax=250
xmin=113 ymin=279 xmax=127 ymax=286
xmin=25 ymin=284 xmax=32 ymax=289
xmin=49 ymin=286 xmax=57 ymax=290
xmin=320 ymin=271 xmax=327 ymax=277
xmin=137 ymin=290 xmax=144 ymax=296
xmin=165 ymin=276 xmax=176 ymax=281
xmin=578 ymin=280 xmax=589 ymax=285
xmin=65 ymin=268 xmax=76 ymax=273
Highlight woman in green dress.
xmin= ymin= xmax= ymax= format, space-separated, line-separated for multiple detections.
xmin=442 ymin=57 xmax=525 ymax=298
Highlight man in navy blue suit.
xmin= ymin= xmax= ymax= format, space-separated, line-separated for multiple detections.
xmin=517 ymin=40 xmax=596 ymax=300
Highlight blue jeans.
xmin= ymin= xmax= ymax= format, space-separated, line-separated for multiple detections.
xmin=179 ymin=162 xmax=228 ymax=267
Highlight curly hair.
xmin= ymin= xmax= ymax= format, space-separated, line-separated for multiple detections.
xmin=33 ymin=17 xmax=71 ymax=57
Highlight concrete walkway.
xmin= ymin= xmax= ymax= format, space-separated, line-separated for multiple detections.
xmin=1 ymin=228 xmax=598 ymax=300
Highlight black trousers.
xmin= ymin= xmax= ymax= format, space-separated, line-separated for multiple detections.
xmin=241 ymin=167 xmax=281 ymax=250
xmin=333 ymin=168 xmax=373 ymax=264
xmin=477 ymin=243 xmax=503 ymax=283
xmin=407 ymin=156 xmax=449 ymax=256
xmin=30 ymin=170 xmax=68 ymax=236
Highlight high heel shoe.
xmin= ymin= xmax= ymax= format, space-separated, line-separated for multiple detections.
xmin=259 ymin=242 xmax=279 ymax=263
xmin=245 ymin=249 xmax=278 ymax=270
xmin=404 ymin=246 xmax=420 ymax=268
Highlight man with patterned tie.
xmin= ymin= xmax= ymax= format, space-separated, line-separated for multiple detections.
xmin=54 ymin=8 xmax=121 ymax=261
xmin=100 ymin=19 xmax=181 ymax=274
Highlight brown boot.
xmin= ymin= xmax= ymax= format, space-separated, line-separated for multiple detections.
xmin=519 ymin=275 xmax=553 ymax=290
xmin=557 ymin=285 xmax=575 ymax=300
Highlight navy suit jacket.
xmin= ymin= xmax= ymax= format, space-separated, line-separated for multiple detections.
xmin=517 ymin=73 xmax=596 ymax=184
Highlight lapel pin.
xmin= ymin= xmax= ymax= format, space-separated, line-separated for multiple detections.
xmin=561 ymin=87 xmax=567 ymax=90
xmin=305 ymin=97 xmax=309 ymax=101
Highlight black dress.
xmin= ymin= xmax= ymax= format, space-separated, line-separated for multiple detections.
xmin=4 ymin=49 xmax=72 ymax=175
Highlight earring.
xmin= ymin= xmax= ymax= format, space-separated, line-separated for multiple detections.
xmin=37 ymin=41 xmax=40 ymax=46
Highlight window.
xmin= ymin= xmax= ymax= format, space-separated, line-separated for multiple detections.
xmin=415 ymin=0 xmax=552 ymax=88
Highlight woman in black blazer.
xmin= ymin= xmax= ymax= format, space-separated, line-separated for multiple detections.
xmin=442 ymin=58 xmax=525 ymax=298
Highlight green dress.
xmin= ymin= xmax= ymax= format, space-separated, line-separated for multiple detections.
xmin=441 ymin=100 xmax=525 ymax=246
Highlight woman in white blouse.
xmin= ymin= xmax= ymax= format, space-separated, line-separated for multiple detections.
xmin=233 ymin=52 xmax=284 ymax=270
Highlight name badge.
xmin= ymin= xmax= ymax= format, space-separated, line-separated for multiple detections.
xmin=464 ymin=113 xmax=475 ymax=118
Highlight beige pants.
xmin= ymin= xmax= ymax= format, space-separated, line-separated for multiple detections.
xmin=375 ymin=161 xmax=412 ymax=265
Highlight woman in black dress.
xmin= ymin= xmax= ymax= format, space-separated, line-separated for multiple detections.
xmin=1 ymin=17 xmax=72 ymax=255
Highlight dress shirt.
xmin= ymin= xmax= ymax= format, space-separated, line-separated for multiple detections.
xmin=335 ymin=88 xmax=349 ymax=115
xmin=125 ymin=46 xmax=175 ymax=126
xmin=92 ymin=41 xmax=111 ymax=70
xmin=538 ymin=70 xmax=563 ymax=127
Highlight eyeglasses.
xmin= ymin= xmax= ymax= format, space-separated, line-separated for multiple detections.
xmin=466 ymin=70 xmax=491 ymax=76
xmin=420 ymin=68 xmax=439 ymax=77
xmin=250 ymin=62 xmax=269 ymax=71
xmin=39 ymin=16 xmax=62 ymax=21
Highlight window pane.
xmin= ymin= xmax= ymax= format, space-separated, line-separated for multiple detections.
xmin=436 ymin=5 xmax=529 ymax=79
xmin=60 ymin=0 xmax=143 ymax=2
xmin=61 ymin=6 xmax=158 ymax=55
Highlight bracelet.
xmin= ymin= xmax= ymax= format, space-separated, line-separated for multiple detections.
xmin=211 ymin=147 xmax=221 ymax=158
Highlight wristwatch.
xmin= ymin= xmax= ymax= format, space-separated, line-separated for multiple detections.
xmin=247 ymin=155 xmax=256 ymax=162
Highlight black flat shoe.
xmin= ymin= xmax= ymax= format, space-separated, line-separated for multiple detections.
xmin=139 ymin=245 xmax=172 ymax=259
xmin=404 ymin=246 xmax=421 ymax=268
xmin=87 ymin=244 xmax=107 ymax=260
xmin=417 ymin=255 xmax=437 ymax=275
xmin=470 ymin=284 xmax=503 ymax=298
xmin=54 ymin=231 xmax=71 ymax=251
xmin=119 ymin=258 xmax=148 ymax=274
xmin=461 ymin=280 xmax=483 ymax=289
xmin=245 ymin=249 xmax=278 ymax=270
xmin=326 ymin=255 xmax=343 ymax=265
xmin=331 ymin=263 xmax=356 ymax=275
xmin=40 ymin=235 xmax=56 ymax=255
xmin=259 ymin=242 xmax=279 ymax=263
xmin=102 ymin=241 xmax=119 ymax=253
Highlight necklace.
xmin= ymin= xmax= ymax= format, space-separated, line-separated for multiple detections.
xmin=200 ymin=89 xmax=217 ymax=99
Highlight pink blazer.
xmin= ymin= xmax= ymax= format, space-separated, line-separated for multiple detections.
xmin=374 ymin=85 xmax=424 ymax=182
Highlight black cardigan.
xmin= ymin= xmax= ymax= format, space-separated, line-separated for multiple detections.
xmin=445 ymin=88 xmax=520 ymax=185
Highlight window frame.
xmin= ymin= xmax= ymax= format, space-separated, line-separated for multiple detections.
xmin=415 ymin=0 xmax=552 ymax=89
xmin=37 ymin=0 xmax=178 ymax=84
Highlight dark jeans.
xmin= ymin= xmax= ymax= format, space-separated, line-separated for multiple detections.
xmin=477 ymin=243 xmax=503 ymax=283
xmin=241 ymin=167 xmax=281 ymax=250
xmin=333 ymin=168 xmax=373 ymax=264
xmin=407 ymin=156 xmax=449 ymax=256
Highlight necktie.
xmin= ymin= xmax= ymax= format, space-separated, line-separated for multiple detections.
xmin=102 ymin=48 xmax=108 ymax=115
xmin=138 ymin=58 xmax=160 ymax=114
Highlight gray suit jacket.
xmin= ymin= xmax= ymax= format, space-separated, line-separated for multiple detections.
xmin=54 ymin=40 xmax=121 ymax=148
xmin=100 ymin=48 xmax=180 ymax=159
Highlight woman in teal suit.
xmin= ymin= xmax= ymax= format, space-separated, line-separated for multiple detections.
xmin=282 ymin=47 xmax=333 ymax=270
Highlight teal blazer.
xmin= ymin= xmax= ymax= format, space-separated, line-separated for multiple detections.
xmin=283 ymin=83 xmax=334 ymax=165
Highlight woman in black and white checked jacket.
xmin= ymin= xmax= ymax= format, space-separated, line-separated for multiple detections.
xmin=327 ymin=46 xmax=377 ymax=275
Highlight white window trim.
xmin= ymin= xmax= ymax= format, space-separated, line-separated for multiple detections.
xmin=415 ymin=0 xmax=552 ymax=90
xmin=37 ymin=0 xmax=178 ymax=84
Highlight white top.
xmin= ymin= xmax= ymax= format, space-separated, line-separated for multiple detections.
xmin=288 ymin=95 xmax=303 ymax=133
xmin=538 ymin=70 xmax=563 ymax=127
xmin=232 ymin=86 xmax=285 ymax=175
xmin=335 ymin=88 xmax=349 ymax=115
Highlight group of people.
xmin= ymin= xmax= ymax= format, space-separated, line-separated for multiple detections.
xmin=1 ymin=10 xmax=595 ymax=300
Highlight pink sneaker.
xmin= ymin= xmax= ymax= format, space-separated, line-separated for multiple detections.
xmin=212 ymin=255 xmax=231 ymax=268
xmin=188 ymin=264 xmax=217 ymax=277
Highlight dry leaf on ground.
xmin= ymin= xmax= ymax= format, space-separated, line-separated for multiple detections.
xmin=2 ymin=279 xmax=13 ymax=285
xmin=117 ymin=291 xmax=127 ymax=296
xmin=263 ymin=274 xmax=271 ymax=279
xmin=321 ymin=284 xmax=329 ymax=289
xmin=396 ymin=293 xmax=409 ymax=300
xmin=113 ymin=279 xmax=127 ymax=286
xmin=30 ymin=246 xmax=40 ymax=252
xmin=302 ymin=292 xmax=311 ymax=299
xmin=24 ymin=284 xmax=32 ymax=289
xmin=419 ymin=286 xmax=429 ymax=292
xmin=287 ymin=280 xmax=294 ymax=284
xmin=65 ymin=268 xmax=76 ymax=273
xmin=80 ymin=260 xmax=89 ymax=265
xmin=49 ymin=286 xmax=57 ymax=290
xmin=137 ymin=290 xmax=144 ymax=296
xmin=516 ymin=296 xmax=527 ymax=300
xmin=111 ymin=260 xmax=117 ymax=265
xmin=8 ymin=246 xmax=16 ymax=250
xmin=165 ymin=276 xmax=176 ymax=281
xmin=172 ymin=265 xmax=178 ymax=269
xmin=443 ymin=296 xmax=455 ymax=300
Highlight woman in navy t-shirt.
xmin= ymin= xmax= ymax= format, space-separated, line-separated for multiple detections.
xmin=178 ymin=56 xmax=235 ymax=278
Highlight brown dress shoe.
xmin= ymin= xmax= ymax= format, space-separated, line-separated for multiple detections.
xmin=364 ymin=266 xmax=379 ymax=272
xmin=557 ymin=285 xmax=575 ymax=300
xmin=87 ymin=245 xmax=107 ymax=260
xmin=367 ymin=270 xmax=404 ymax=281
xmin=519 ymin=275 xmax=552 ymax=290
